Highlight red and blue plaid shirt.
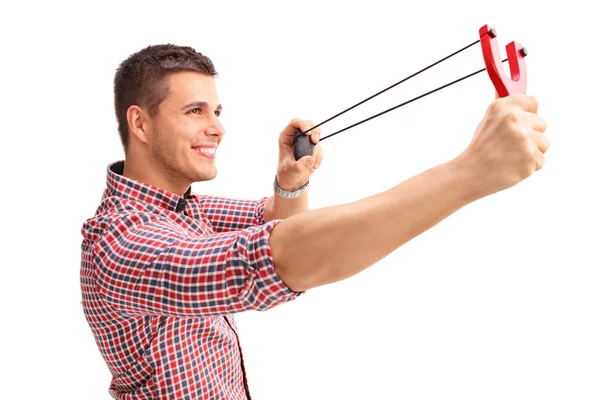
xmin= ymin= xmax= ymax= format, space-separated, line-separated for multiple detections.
xmin=80 ymin=160 xmax=304 ymax=399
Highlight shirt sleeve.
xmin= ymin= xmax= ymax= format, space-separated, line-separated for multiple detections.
xmin=197 ymin=195 xmax=270 ymax=233
xmin=93 ymin=210 xmax=304 ymax=318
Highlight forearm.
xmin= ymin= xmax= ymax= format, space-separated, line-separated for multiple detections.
xmin=269 ymin=158 xmax=482 ymax=292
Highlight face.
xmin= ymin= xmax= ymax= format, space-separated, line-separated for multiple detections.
xmin=146 ymin=71 xmax=225 ymax=187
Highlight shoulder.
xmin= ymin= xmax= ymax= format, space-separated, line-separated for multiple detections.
xmin=81 ymin=195 xmax=180 ymax=244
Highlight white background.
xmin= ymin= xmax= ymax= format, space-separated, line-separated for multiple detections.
xmin=1 ymin=0 xmax=598 ymax=399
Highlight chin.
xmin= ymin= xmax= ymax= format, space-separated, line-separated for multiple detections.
xmin=193 ymin=168 xmax=217 ymax=183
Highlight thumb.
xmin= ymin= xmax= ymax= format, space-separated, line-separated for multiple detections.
xmin=299 ymin=155 xmax=316 ymax=169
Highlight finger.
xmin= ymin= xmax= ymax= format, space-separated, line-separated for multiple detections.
xmin=281 ymin=118 xmax=313 ymax=148
xmin=300 ymin=120 xmax=319 ymax=140
xmin=298 ymin=119 xmax=321 ymax=144
xmin=520 ymin=110 xmax=547 ymax=133
xmin=533 ymin=148 xmax=545 ymax=171
xmin=284 ymin=118 xmax=308 ymax=138
xmin=506 ymin=94 xmax=539 ymax=114
xmin=295 ymin=119 xmax=321 ymax=145
xmin=310 ymin=127 xmax=321 ymax=144
xmin=528 ymin=130 xmax=551 ymax=154
xmin=281 ymin=153 xmax=314 ymax=173
xmin=298 ymin=155 xmax=316 ymax=169
xmin=291 ymin=118 xmax=314 ymax=134
xmin=312 ymin=144 xmax=323 ymax=168
xmin=525 ymin=134 xmax=546 ymax=172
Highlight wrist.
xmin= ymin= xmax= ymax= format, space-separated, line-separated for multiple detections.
xmin=447 ymin=155 xmax=488 ymax=202
xmin=274 ymin=175 xmax=309 ymax=198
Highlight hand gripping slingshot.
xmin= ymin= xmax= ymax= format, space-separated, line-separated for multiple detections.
xmin=292 ymin=24 xmax=528 ymax=160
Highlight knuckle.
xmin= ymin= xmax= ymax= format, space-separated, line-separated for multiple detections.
xmin=289 ymin=118 xmax=302 ymax=131
xmin=489 ymin=99 xmax=503 ymax=113
xmin=510 ymin=124 xmax=528 ymax=146
xmin=521 ymin=158 xmax=537 ymax=178
xmin=526 ymin=141 xmax=537 ymax=159
xmin=530 ymin=95 xmax=539 ymax=106
xmin=538 ymin=116 xmax=548 ymax=131
xmin=506 ymin=108 xmax=520 ymax=125
xmin=537 ymin=156 xmax=545 ymax=171
xmin=508 ymin=114 xmax=527 ymax=137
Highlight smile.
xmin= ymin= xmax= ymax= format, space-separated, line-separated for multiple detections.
xmin=193 ymin=146 xmax=217 ymax=159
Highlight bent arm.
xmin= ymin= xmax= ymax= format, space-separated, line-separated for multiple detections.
xmin=269 ymin=159 xmax=482 ymax=292
xmin=198 ymin=190 xmax=309 ymax=234
xmin=93 ymin=214 xmax=301 ymax=318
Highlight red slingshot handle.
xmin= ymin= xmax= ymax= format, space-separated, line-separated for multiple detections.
xmin=479 ymin=24 xmax=528 ymax=97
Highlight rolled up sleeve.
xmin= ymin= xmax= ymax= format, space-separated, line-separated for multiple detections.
xmin=94 ymin=212 xmax=303 ymax=318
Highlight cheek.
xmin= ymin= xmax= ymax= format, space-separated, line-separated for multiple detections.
xmin=171 ymin=116 xmax=202 ymax=140
xmin=150 ymin=126 xmax=172 ymax=152
xmin=154 ymin=119 xmax=194 ymax=150
xmin=185 ymin=117 xmax=207 ymax=135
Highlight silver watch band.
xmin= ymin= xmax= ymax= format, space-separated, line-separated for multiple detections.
xmin=273 ymin=175 xmax=309 ymax=198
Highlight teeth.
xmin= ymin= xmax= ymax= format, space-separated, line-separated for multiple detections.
xmin=199 ymin=147 xmax=215 ymax=154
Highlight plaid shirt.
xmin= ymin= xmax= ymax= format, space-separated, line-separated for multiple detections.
xmin=80 ymin=161 xmax=304 ymax=399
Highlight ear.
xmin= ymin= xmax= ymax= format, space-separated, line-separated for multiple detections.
xmin=127 ymin=105 xmax=151 ymax=144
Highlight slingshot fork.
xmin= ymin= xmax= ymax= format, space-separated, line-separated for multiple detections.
xmin=479 ymin=24 xmax=528 ymax=97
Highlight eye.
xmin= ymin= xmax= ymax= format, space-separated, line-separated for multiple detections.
xmin=215 ymin=110 xmax=221 ymax=117
xmin=190 ymin=108 xmax=202 ymax=114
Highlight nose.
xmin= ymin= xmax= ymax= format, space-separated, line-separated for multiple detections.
xmin=205 ymin=115 xmax=225 ymax=139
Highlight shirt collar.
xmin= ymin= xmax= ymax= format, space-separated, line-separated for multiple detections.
xmin=104 ymin=160 xmax=192 ymax=212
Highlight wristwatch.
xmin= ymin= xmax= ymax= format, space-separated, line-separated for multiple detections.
xmin=273 ymin=175 xmax=309 ymax=198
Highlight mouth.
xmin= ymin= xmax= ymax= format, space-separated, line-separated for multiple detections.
xmin=192 ymin=145 xmax=217 ymax=160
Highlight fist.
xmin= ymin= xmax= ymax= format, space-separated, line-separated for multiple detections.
xmin=276 ymin=118 xmax=324 ymax=191
xmin=458 ymin=94 xmax=550 ymax=197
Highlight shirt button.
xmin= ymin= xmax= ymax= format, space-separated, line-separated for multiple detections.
xmin=176 ymin=199 xmax=187 ymax=213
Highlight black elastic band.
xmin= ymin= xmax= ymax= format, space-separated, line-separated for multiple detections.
xmin=303 ymin=34 xmax=491 ymax=136
xmin=319 ymin=58 xmax=507 ymax=142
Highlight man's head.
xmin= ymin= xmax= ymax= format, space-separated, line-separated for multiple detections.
xmin=114 ymin=44 xmax=225 ymax=193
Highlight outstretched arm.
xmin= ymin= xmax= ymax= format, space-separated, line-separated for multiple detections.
xmin=269 ymin=94 xmax=550 ymax=292
xmin=270 ymin=159 xmax=475 ymax=291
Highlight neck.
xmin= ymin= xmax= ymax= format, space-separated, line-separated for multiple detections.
xmin=123 ymin=155 xmax=190 ymax=197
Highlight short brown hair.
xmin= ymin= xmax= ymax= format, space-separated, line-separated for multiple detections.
xmin=113 ymin=44 xmax=218 ymax=151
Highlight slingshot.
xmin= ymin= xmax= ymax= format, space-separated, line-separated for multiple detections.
xmin=292 ymin=24 xmax=529 ymax=160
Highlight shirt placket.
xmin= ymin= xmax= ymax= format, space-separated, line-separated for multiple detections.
xmin=182 ymin=198 xmax=251 ymax=399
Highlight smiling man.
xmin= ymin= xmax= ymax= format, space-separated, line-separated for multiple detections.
xmin=80 ymin=44 xmax=323 ymax=400
xmin=81 ymin=43 xmax=549 ymax=399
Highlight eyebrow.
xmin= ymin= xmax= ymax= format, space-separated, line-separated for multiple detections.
xmin=180 ymin=101 xmax=222 ymax=111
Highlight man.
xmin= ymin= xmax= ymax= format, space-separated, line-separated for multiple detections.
xmin=80 ymin=44 xmax=549 ymax=399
